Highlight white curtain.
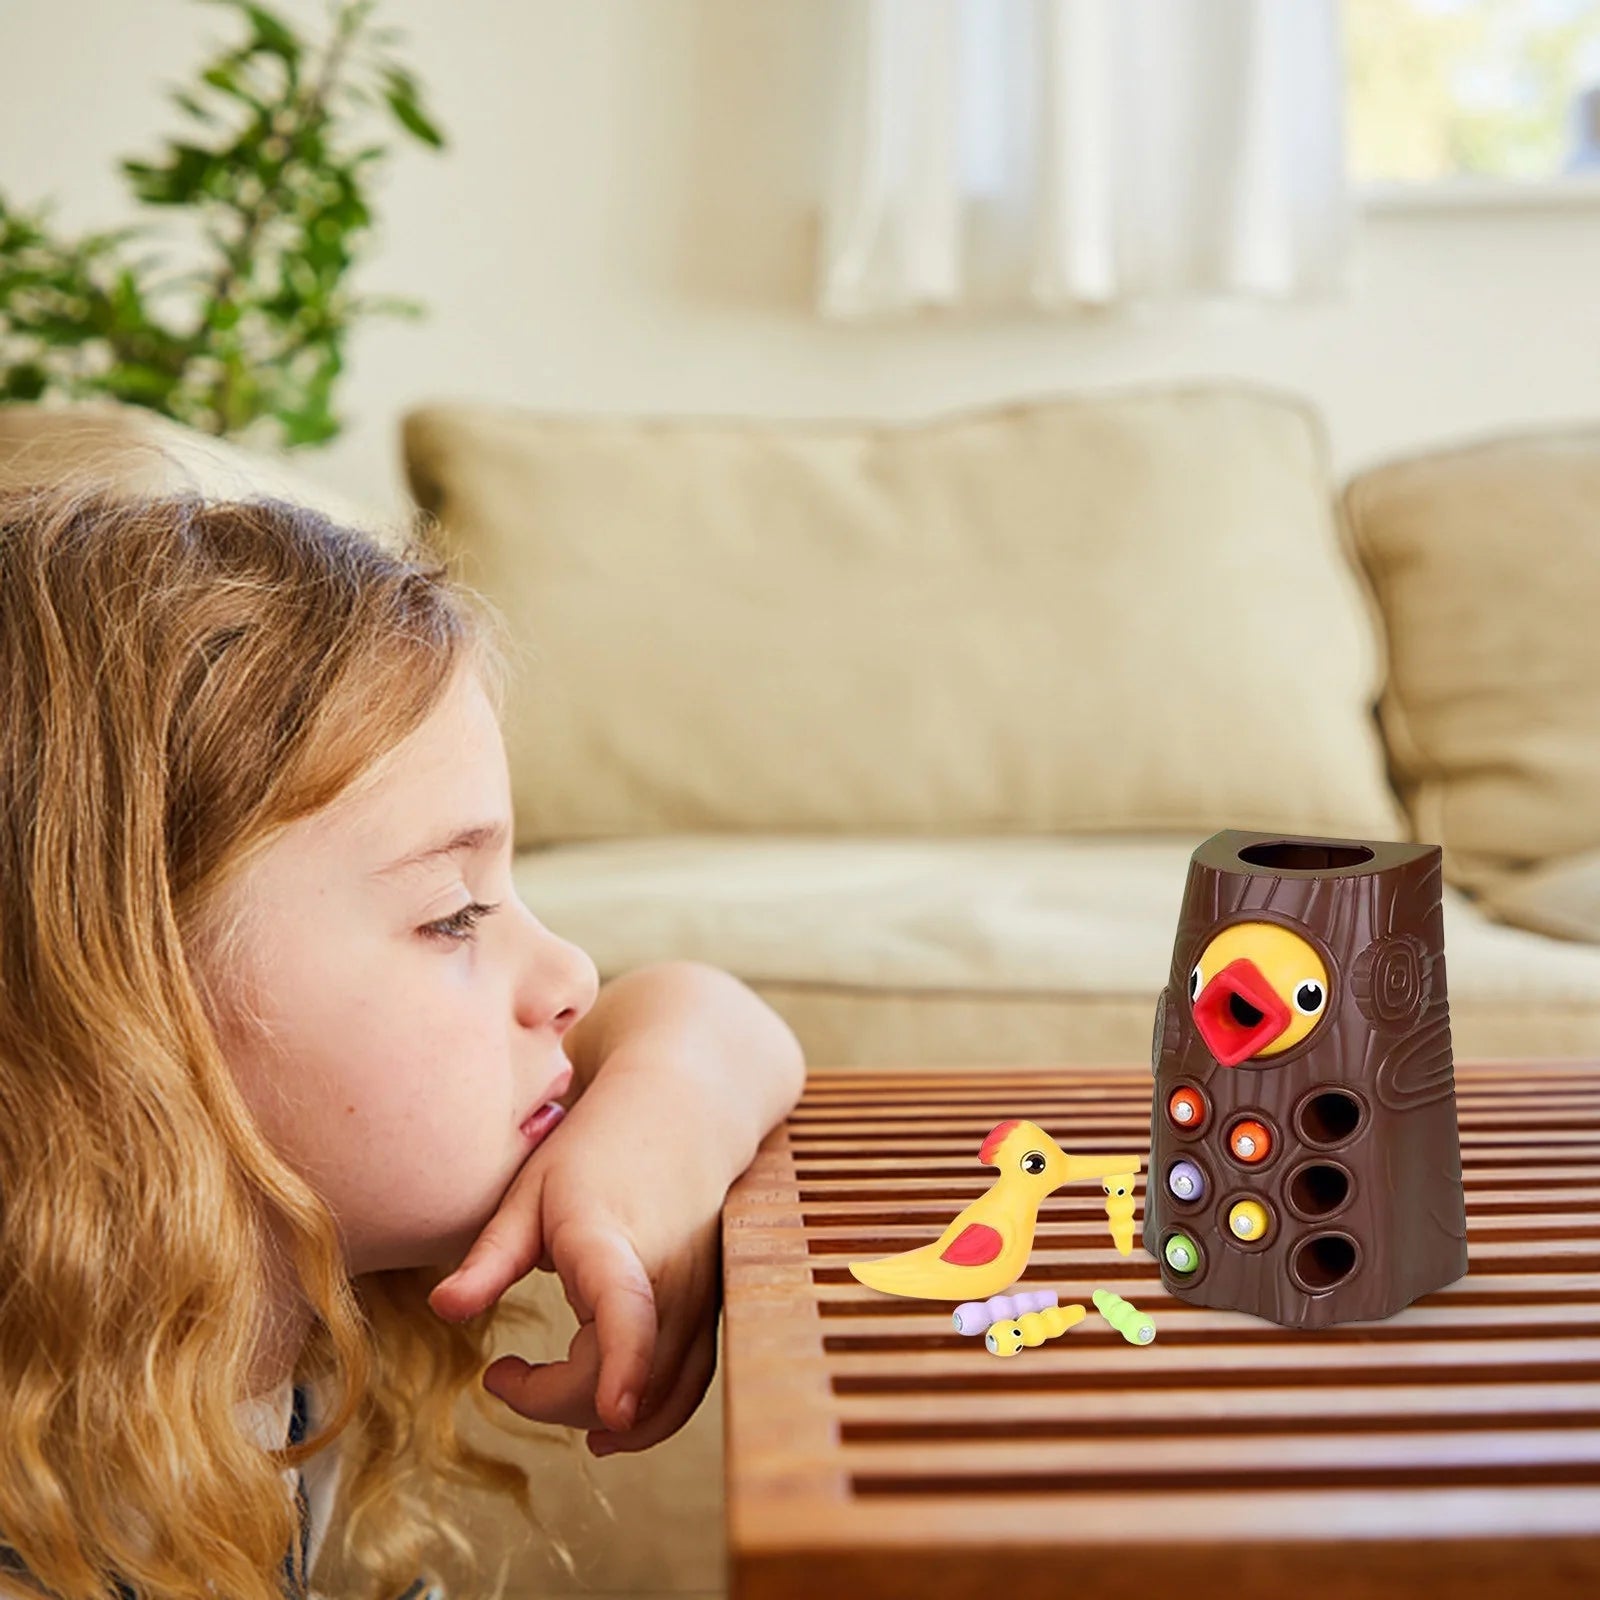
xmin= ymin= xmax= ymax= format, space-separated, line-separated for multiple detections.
xmin=818 ymin=0 xmax=1352 ymax=316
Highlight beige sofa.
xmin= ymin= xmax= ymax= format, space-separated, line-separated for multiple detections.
xmin=2 ymin=391 xmax=1597 ymax=1600
xmin=396 ymin=388 xmax=1600 ymax=1069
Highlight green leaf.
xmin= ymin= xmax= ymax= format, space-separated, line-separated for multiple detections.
xmin=3 ymin=362 xmax=50 ymax=401
xmin=107 ymin=267 xmax=151 ymax=334
xmin=241 ymin=4 xmax=301 ymax=62
xmin=121 ymin=144 xmax=220 ymax=206
xmin=199 ymin=59 xmax=269 ymax=113
xmin=103 ymin=360 xmax=182 ymax=402
xmin=380 ymin=67 xmax=444 ymax=148
xmin=197 ymin=0 xmax=303 ymax=63
xmin=169 ymin=88 xmax=220 ymax=125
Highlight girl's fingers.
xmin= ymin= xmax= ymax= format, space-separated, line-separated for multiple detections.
xmin=583 ymin=1213 xmax=720 ymax=1444
xmin=586 ymin=1321 xmax=718 ymax=1458
xmin=482 ymin=1322 xmax=606 ymax=1430
xmin=429 ymin=1161 xmax=547 ymax=1322
xmin=551 ymin=1219 xmax=659 ymax=1432
xmin=479 ymin=1220 xmax=718 ymax=1443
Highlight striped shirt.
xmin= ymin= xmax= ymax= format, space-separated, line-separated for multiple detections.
xmin=246 ymin=1375 xmax=443 ymax=1600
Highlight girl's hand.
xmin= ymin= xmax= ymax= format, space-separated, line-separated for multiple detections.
xmin=428 ymin=1069 xmax=727 ymax=1457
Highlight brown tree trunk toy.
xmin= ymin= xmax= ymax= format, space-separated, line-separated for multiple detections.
xmin=1142 ymin=828 xmax=1468 ymax=1328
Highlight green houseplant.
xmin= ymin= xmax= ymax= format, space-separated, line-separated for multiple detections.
xmin=0 ymin=0 xmax=444 ymax=448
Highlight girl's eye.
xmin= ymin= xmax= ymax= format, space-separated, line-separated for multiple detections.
xmin=422 ymin=900 xmax=502 ymax=944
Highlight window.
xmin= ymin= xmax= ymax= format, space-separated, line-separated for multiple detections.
xmin=1345 ymin=0 xmax=1600 ymax=194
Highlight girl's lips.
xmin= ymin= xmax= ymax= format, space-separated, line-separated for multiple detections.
xmin=517 ymin=1060 xmax=574 ymax=1146
xmin=519 ymin=1100 xmax=567 ymax=1147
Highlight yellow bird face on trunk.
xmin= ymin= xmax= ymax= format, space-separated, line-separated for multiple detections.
xmin=1189 ymin=920 xmax=1329 ymax=1066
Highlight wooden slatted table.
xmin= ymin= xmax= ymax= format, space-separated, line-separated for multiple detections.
xmin=722 ymin=1062 xmax=1600 ymax=1600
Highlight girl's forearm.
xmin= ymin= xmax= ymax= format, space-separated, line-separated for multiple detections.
xmin=559 ymin=960 xmax=807 ymax=1183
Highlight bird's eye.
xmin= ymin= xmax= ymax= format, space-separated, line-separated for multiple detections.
xmin=1294 ymin=979 xmax=1326 ymax=1015
xmin=1021 ymin=1150 xmax=1047 ymax=1175
xmin=1189 ymin=963 xmax=1203 ymax=1002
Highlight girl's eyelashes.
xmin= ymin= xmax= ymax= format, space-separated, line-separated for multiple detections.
xmin=422 ymin=900 xmax=503 ymax=944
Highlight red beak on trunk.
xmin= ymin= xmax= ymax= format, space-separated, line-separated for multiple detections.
xmin=1192 ymin=957 xmax=1291 ymax=1065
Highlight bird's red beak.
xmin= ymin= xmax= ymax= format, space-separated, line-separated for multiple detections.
xmin=1192 ymin=957 xmax=1292 ymax=1065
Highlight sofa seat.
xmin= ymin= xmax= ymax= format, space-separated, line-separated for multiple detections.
xmin=513 ymin=832 xmax=1600 ymax=1065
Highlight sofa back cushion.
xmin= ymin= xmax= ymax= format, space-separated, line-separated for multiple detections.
xmin=404 ymin=387 xmax=1408 ymax=847
xmin=1342 ymin=427 xmax=1600 ymax=937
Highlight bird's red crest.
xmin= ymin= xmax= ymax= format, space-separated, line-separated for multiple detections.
xmin=979 ymin=1119 xmax=1021 ymax=1165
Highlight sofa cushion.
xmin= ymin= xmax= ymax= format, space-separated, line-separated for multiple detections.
xmin=512 ymin=833 xmax=1600 ymax=1063
xmin=1341 ymin=427 xmax=1600 ymax=926
xmin=404 ymin=388 xmax=1408 ymax=848
xmin=1467 ymin=844 xmax=1600 ymax=946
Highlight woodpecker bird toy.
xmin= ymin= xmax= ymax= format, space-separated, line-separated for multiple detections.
xmin=848 ymin=1118 xmax=1144 ymax=1301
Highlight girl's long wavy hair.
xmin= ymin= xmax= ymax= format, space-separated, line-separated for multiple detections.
xmin=0 ymin=478 xmax=610 ymax=1599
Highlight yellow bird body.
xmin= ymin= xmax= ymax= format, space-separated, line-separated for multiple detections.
xmin=848 ymin=1118 xmax=1143 ymax=1301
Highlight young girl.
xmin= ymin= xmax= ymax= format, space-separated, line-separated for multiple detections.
xmin=0 ymin=480 xmax=806 ymax=1600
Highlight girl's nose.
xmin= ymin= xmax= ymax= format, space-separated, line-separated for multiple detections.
xmin=521 ymin=922 xmax=599 ymax=1037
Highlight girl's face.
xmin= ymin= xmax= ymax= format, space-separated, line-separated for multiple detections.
xmin=215 ymin=665 xmax=599 ymax=1275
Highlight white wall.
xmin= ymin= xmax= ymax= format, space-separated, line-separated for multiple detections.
xmin=3 ymin=0 xmax=1598 ymax=524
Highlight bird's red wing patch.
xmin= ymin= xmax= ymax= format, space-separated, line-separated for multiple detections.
xmin=940 ymin=1222 xmax=1004 ymax=1266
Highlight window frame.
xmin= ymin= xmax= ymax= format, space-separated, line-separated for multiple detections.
xmin=1353 ymin=173 xmax=1600 ymax=211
